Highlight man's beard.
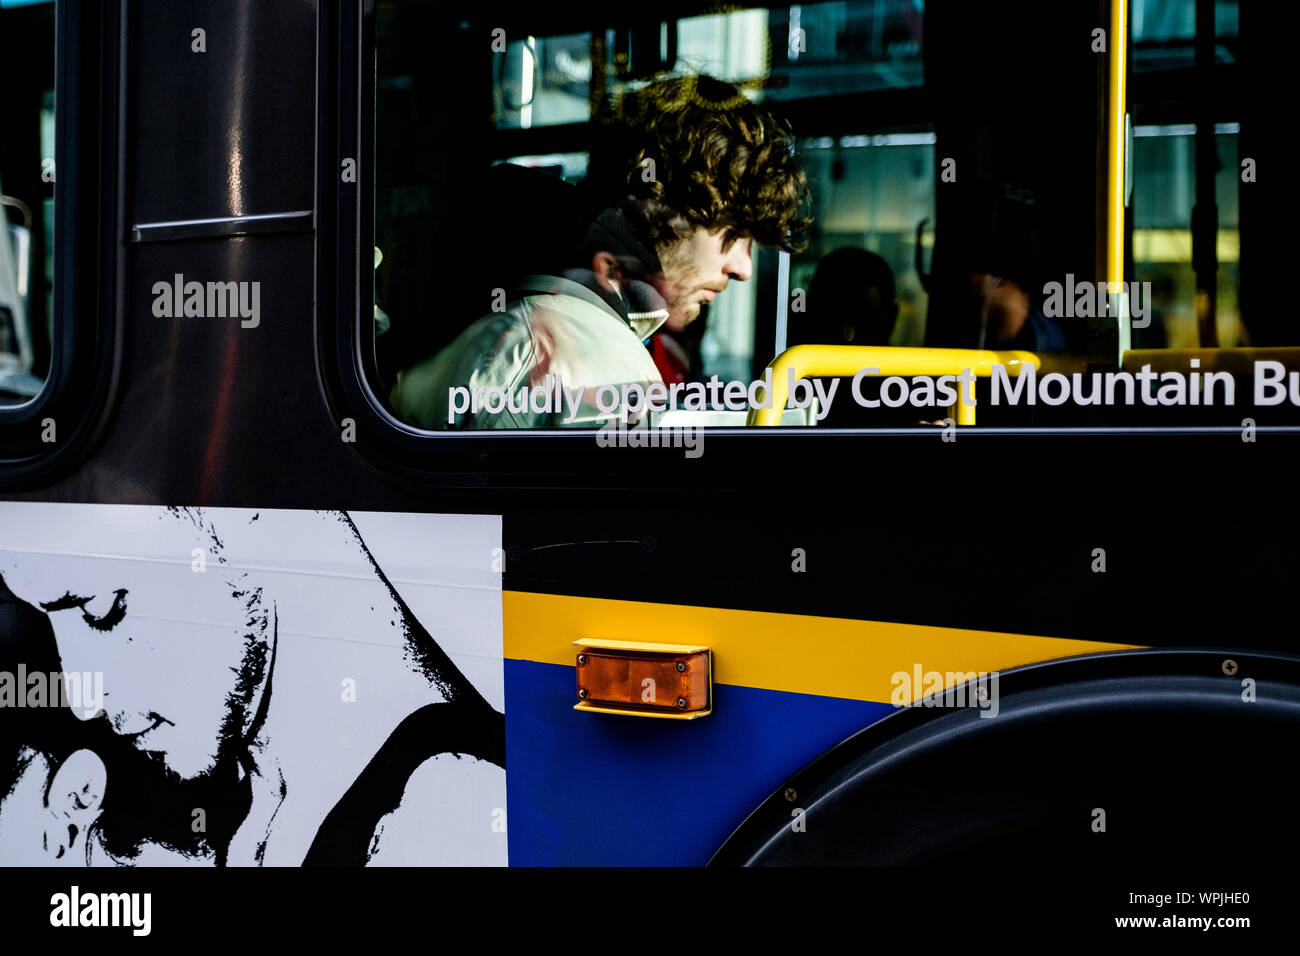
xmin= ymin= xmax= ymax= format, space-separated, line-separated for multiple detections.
xmin=87 ymin=613 xmax=276 ymax=866
xmin=88 ymin=727 xmax=255 ymax=865
xmin=668 ymin=300 xmax=703 ymax=330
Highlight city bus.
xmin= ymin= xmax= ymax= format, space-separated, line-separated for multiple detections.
xmin=0 ymin=0 xmax=1295 ymax=903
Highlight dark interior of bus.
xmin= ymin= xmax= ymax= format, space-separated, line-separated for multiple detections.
xmin=0 ymin=0 xmax=55 ymax=404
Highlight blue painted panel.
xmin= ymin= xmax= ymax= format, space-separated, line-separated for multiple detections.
xmin=505 ymin=658 xmax=894 ymax=865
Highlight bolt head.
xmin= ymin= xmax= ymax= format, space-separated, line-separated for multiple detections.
xmin=577 ymin=654 xmax=587 ymax=665
xmin=676 ymin=697 xmax=687 ymax=709
xmin=578 ymin=688 xmax=588 ymax=700
xmin=676 ymin=661 xmax=687 ymax=672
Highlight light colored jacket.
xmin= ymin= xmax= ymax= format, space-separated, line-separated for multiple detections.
xmin=390 ymin=273 xmax=668 ymax=429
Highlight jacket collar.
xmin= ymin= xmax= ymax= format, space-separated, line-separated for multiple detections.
xmin=515 ymin=272 xmax=670 ymax=340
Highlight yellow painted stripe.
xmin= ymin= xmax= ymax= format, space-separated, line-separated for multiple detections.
xmin=504 ymin=591 xmax=1141 ymax=705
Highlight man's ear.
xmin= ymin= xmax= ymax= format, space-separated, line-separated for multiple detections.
xmin=590 ymin=252 xmax=623 ymax=296
xmin=44 ymin=749 xmax=106 ymax=863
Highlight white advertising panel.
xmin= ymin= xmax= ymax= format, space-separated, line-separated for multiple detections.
xmin=0 ymin=504 xmax=505 ymax=866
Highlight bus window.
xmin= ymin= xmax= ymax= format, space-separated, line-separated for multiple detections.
xmin=370 ymin=1 xmax=929 ymax=432
xmin=1131 ymin=0 xmax=1238 ymax=73
xmin=698 ymin=129 xmax=936 ymax=404
xmin=492 ymin=32 xmax=592 ymax=131
xmin=1108 ymin=0 xmax=1300 ymax=426
xmin=361 ymin=0 xmax=1291 ymax=438
xmin=0 ymin=0 xmax=55 ymax=407
xmin=789 ymin=131 xmax=935 ymax=352
xmin=1130 ymin=122 xmax=1240 ymax=350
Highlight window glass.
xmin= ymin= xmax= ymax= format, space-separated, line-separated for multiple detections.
xmin=1131 ymin=123 xmax=1241 ymax=350
xmin=375 ymin=0 xmax=931 ymax=432
xmin=0 ymin=0 xmax=55 ymax=406
xmin=486 ymin=1 xmax=925 ymax=132
xmin=369 ymin=0 xmax=1286 ymax=436
xmin=759 ymin=0 xmax=924 ymax=98
xmin=493 ymin=33 xmax=592 ymax=130
xmin=498 ymin=153 xmax=588 ymax=184
xmin=1132 ymin=0 xmax=1238 ymax=72
xmin=793 ymin=132 xmax=935 ymax=350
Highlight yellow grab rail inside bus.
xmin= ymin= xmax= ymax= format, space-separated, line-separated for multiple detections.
xmin=746 ymin=345 xmax=1041 ymax=426
xmin=1108 ymin=0 xmax=1128 ymax=356
xmin=1122 ymin=347 xmax=1300 ymax=374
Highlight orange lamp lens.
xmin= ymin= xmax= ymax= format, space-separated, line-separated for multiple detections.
xmin=576 ymin=648 xmax=710 ymax=713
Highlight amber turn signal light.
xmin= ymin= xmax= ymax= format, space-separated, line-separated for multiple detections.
xmin=574 ymin=640 xmax=712 ymax=719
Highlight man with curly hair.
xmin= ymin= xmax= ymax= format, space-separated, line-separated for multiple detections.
xmin=390 ymin=74 xmax=811 ymax=429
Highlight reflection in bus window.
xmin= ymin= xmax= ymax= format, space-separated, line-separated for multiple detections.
xmin=0 ymin=0 xmax=54 ymax=407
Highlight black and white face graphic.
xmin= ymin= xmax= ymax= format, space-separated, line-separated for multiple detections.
xmin=0 ymin=505 xmax=506 ymax=867
xmin=34 ymin=509 xmax=269 ymax=779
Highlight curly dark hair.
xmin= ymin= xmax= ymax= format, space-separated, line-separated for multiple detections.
xmin=583 ymin=74 xmax=812 ymax=254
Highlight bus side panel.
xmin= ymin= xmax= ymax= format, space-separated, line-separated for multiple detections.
xmin=504 ymin=656 xmax=893 ymax=865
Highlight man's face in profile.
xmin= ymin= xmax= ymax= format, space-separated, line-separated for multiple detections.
xmin=650 ymin=224 xmax=754 ymax=332
xmin=0 ymin=507 xmax=272 ymax=782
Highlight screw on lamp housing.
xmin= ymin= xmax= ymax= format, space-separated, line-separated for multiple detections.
xmin=571 ymin=639 xmax=713 ymax=720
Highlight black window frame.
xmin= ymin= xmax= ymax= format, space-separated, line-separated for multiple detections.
xmin=0 ymin=0 xmax=123 ymax=489
xmin=315 ymin=1 xmax=1300 ymax=496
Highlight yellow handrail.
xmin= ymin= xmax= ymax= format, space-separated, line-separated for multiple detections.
xmin=747 ymin=345 xmax=1041 ymax=426
xmin=1108 ymin=0 xmax=1129 ymax=352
